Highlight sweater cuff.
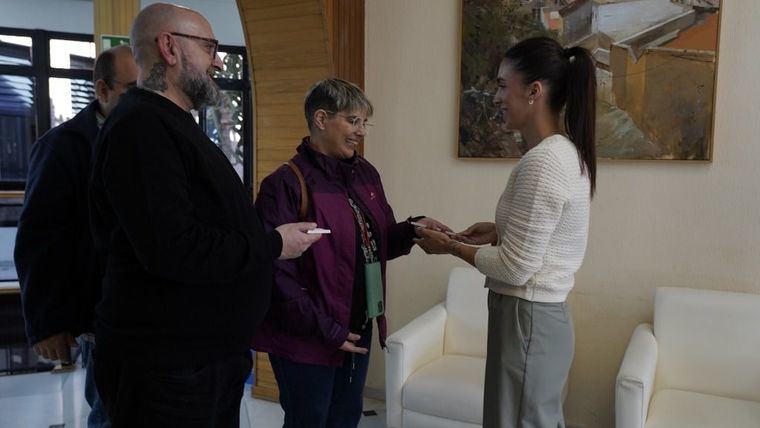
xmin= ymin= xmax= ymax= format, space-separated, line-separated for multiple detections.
xmin=474 ymin=245 xmax=496 ymax=275
xmin=267 ymin=230 xmax=283 ymax=260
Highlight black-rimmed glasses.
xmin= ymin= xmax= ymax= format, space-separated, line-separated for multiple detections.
xmin=168 ymin=32 xmax=219 ymax=58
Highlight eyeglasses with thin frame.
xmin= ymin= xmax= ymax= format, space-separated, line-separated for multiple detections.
xmin=325 ymin=111 xmax=374 ymax=133
xmin=162 ymin=32 xmax=219 ymax=58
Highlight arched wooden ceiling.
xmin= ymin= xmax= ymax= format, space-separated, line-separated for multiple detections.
xmin=236 ymin=0 xmax=364 ymax=189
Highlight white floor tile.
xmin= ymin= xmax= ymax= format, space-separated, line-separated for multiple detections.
xmin=0 ymin=369 xmax=387 ymax=428
xmin=0 ymin=369 xmax=88 ymax=428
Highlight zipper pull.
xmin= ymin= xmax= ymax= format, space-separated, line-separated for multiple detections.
xmin=351 ymin=353 xmax=357 ymax=384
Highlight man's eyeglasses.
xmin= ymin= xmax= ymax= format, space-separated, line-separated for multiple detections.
xmin=167 ymin=32 xmax=219 ymax=58
xmin=104 ymin=78 xmax=137 ymax=91
xmin=326 ymin=111 xmax=374 ymax=133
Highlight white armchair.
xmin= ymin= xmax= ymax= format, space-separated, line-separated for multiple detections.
xmin=616 ymin=287 xmax=760 ymax=428
xmin=385 ymin=267 xmax=488 ymax=428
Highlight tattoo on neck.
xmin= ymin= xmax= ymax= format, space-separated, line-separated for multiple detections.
xmin=142 ymin=62 xmax=168 ymax=92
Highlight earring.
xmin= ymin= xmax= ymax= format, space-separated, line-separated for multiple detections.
xmin=528 ymin=99 xmax=534 ymax=105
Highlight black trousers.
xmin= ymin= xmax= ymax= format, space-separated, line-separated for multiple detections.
xmin=94 ymin=350 xmax=252 ymax=428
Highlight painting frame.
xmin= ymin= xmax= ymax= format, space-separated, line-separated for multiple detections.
xmin=456 ymin=0 xmax=723 ymax=162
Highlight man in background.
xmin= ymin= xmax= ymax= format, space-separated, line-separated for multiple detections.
xmin=15 ymin=45 xmax=138 ymax=428
xmin=88 ymin=4 xmax=320 ymax=426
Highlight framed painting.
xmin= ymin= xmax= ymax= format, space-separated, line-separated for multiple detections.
xmin=458 ymin=0 xmax=721 ymax=160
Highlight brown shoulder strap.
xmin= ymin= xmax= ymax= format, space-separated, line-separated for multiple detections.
xmin=285 ymin=161 xmax=308 ymax=221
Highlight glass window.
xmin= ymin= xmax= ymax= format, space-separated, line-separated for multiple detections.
xmin=213 ymin=51 xmax=245 ymax=80
xmin=0 ymin=75 xmax=35 ymax=183
xmin=206 ymin=90 xmax=244 ymax=180
xmin=0 ymin=35 xmax=32 ymax=66
xmin=0 ymin=226 xmax=18 ymax=281
xmin=49 ymin=77 xmax=94 ymax=127
xmin=0 ymin=30 xmax=252 ymax=193
xmin=49 ymin=39 xmax=95 ymax=70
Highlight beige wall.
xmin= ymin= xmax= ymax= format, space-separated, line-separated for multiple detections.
xmin=364 ymin=1 xmax=760 ymax=427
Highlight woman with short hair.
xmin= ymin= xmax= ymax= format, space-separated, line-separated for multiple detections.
xmin=253 ymin=78 xmax=449 ymax=428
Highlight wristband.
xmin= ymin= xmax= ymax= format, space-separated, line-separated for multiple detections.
xmin=449 ymin=240 xmax=461 ymax=257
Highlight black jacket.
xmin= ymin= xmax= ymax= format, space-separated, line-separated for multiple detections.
xmin=15 ymin=100 xmax=104 ymax=345
xmin=89 ymin=88 xmax=282 ymax=367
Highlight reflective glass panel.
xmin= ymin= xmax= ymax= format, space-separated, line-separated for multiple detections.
xmin=205 ymin=90 xmax=244 ymax=180
xmin=49 ymin=39 xmax=95 ymax=70
xmin=0 ymin=35 xmax=32 ymax=66
xmin=0 ymin=226 xmax=18 ymax=281
xmin=0 ymin=75 xmax=36 ymax=182
xmin=49 ymin=78 xmax=94 ymax=127
xmin=213 ymin=52 xmax=244 ymax=80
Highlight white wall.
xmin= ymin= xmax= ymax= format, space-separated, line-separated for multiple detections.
xmin=364 ymin=1 xmax=760 ymax=427
xmin=0 ymin=0 xmax=244 ymax=46
xmin=0 ymin=0 xmax=93 ymax=34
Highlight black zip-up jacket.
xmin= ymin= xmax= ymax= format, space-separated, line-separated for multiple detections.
xmin=15 ymin=100 xmax=104 ymax=345
xmin=89 ymin=88 xmax=282 ymax=367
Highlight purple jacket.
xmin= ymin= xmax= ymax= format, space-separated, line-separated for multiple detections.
xmin=252 ymin=138 xmax=416 ymax=366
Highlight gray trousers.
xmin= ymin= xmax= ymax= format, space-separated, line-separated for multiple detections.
xmin=483 ymin=291 xmax=574 ymax=428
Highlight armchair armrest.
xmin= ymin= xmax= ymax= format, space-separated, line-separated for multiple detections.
xmin=616 ymin=323 xmax=658 ymax=428
xmin=385 ymin=303 xmax=447 ymax=428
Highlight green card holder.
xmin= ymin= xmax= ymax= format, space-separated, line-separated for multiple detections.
xmin=365 ymin=261 xmax=384 ymax=318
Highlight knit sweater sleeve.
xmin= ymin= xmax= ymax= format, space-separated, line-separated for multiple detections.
xmin=474 ymin=148 xmax=570 ymax=286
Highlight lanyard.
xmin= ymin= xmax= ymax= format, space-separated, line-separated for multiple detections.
xmin=347 ymin=197 xmax=378 ymax=263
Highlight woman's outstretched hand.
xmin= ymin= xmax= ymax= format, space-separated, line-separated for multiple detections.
xmin=449 ymin=222 xmax=497 ymax=245
xmin=412 ymin=217 xmax=453 ymax=237
xmin=414 ymin=228 xmax=455 ymax=254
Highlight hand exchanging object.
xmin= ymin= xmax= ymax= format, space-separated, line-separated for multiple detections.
xmin=276 ymin=222 xmax=323 ymax=259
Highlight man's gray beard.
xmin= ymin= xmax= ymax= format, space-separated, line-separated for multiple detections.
xmin=179 ymin=55 xmax=220 ymax=110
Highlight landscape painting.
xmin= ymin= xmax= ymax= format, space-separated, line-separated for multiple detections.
xmin=458 ymin=0 xmax=721 ymax=160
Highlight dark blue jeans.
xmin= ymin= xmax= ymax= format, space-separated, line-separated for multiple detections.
xmin=77 ymin=336 xmax=110 ymax=428
xmin=268 ymin=325 xmax=372 ymax=428
xmin=94 ymin=351 xmax=251 ymax=428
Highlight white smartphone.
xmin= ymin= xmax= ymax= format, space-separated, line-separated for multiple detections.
xmin=307 ymin=228 xmax=331 ymax=234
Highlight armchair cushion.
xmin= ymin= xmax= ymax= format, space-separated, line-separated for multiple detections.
xmin=655 ymin=287 xmax=760 ymax=401
xmin=645 ymin=389 xmax=760 ymax=428
xmin=402 ymin=355 xmax=485 ymax=425
xmin=443 ymin=267 xmax=488 ymax=357
xmin=402 ymin=411 xmax=481 ymax=428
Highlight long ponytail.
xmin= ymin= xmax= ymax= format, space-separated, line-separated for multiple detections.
xmin=564 ymin=46 xmax=596 ymax=197
xmin=504 ymin=38 xmax=597 ymax=198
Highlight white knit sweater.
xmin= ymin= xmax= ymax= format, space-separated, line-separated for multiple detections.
xmin=474 ymin=134 xmax=590 ymax=303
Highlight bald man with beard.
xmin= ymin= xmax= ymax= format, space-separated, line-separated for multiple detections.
xmin=88 ymin=4 xmax=320 ymax=427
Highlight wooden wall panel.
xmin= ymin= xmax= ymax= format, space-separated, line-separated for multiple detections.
xmin=93 ymin=0 xmax=139 ymax=54
xmin=237 ymin=0 xmax=332 ymax=195
xmin=237 ymin=0 xmax=364 ymax=402
xmin=324 ymin=0 xmax=364 ymax=89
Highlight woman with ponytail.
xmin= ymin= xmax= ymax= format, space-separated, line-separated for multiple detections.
xmin=416 ymin=36 xmax=597 ymax=427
